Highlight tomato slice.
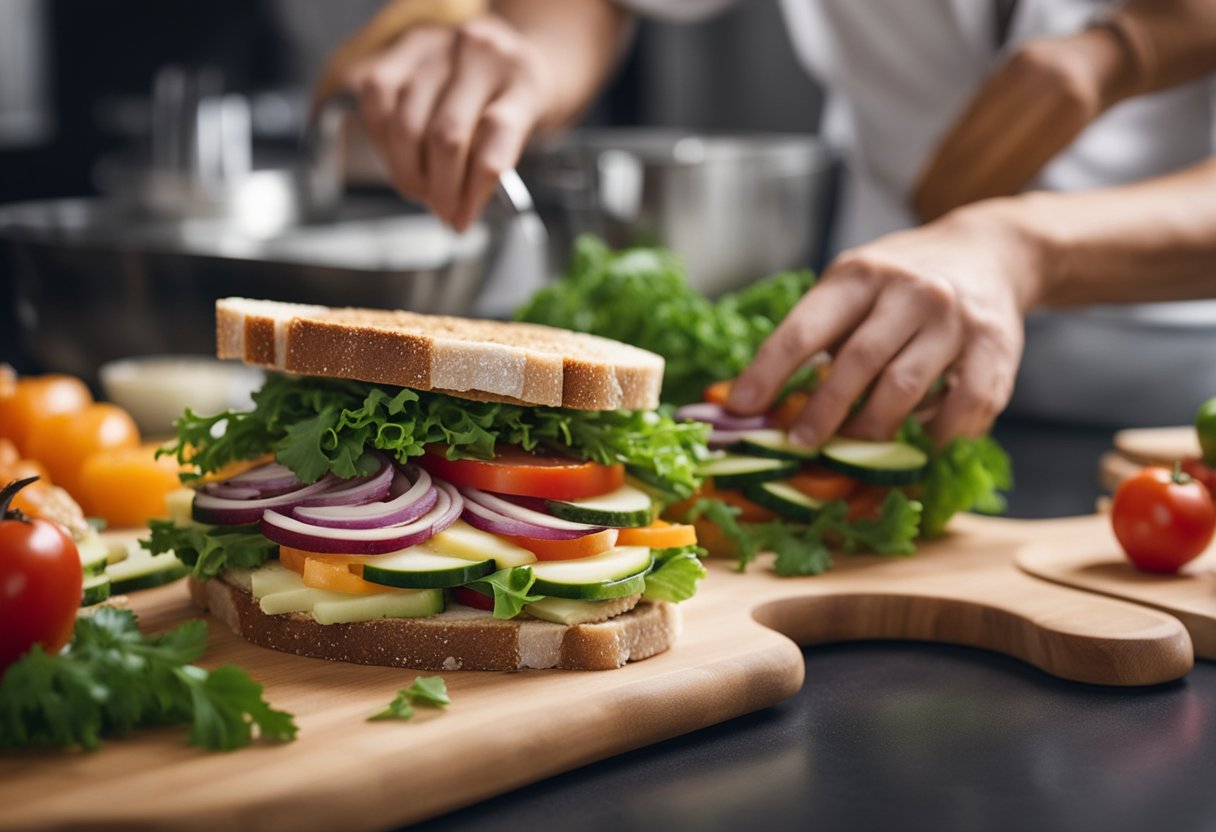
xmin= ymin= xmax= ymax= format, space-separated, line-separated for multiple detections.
xmin=670 ymin=481 xmax=777 ymax=523
xmin=505 ymin=528 xmax=619 ymax=561
xmin=845 ymin=486 xmax=889 ymax=522
xmin=453 ymin=586 xmax=495 ymax=611
xmin=420 ymin=445 xmax=623 ymax=501
xmin=789 ymin=467 xmax=858 ymax=502
xmin=617 ymin=520 xmax=698 ymax=549
xmin=704 ymin=380 xmax=733 ymax=406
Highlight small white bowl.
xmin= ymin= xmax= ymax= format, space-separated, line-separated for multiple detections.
xmin=100 ymin=355 xmax=264 ymax=437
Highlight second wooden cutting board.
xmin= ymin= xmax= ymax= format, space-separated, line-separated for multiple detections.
xmin=0 ymin=515 xmax=1194 ymax=832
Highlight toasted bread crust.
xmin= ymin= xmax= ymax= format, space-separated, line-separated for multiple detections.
xmin=189 ymin=576 xmax=680 ymax=671
xmin=215 ymin=298 xmax=664 ymax=411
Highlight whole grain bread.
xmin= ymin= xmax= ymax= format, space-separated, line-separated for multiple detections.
xmin=189 ymin=574 xmax=681 ymax=671
xmin=216 ymin=297 xmax=664 ymax=411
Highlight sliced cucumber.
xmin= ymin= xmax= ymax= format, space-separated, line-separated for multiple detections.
xmin=742 ymin=480 xmax=826 ymax=522
xmin=524 ymin=594 xmax=641 ymax=625
xmin=107 ymin=550 xmax=189 ymax=593
xmin=428 ymin=520 xmax=537 ymax=568
xmin=361 ymin=549 xmax=497 ymax=590
xmin=77 ymin=535 xmax=111 ymax=578
xmin=820 ymin=438 xmax=928 ymax=485
xmin=530 ymin=546 xmax=653 ymax=601
xmin=731 ymin=429 xmax=819 ymax=462
xmin=699 ymin=454 xmax=800 ymax=489
xmin=310 ymin=588 xmax=444 ymax=625
xmin=81 ymin=573 xmax=112 ymax=607
xmin=250 ymin=562 xmax=304 ymax=599
xmin=545 ymin=484 xmax=653 ymax=528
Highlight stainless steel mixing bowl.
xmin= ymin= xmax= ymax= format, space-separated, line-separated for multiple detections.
xmin=522 ymin=130 xmax=833 ymax=297
xmin=0 ymin=195 xmax=497 ymax=384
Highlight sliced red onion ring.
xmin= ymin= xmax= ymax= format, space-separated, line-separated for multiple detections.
xmin=430 ymin=480 xmax=463 ymax=535
xmin=260 ymin=509 xmax=440 ymax=555
xmin=203 ymin=483 xmax=263 ymax=500
xmin=293 ymin=455 xmax=394 ymax=510
xmin=205 ymin=461 xmax=303 ymax=497
xmin=193 ymin=475 xmax=339 ymax=526
xmin=460 ymin=486 xmax=604 ymax=540
xmin=291 ymin=467 xmax=436 ymax=530
xmin=674 ymin=402 xmax=771 ymax=432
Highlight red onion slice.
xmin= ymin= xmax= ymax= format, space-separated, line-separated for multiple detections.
xmin=460 ymin=487 xmax=604 ymax=540
xmin=203 ymin=484 xmax=263 ymax=500
xmin=204 ymin=461 xmax=304 ymax=497
xmin=291 ymin=467 xmax=436 ymax=530
xmin=294 ymin=455 xmax=394 ymax=510
xmin=675 ymin=402 xmax=771 ymax=432
xmin=193 ymin=475 xmax=339 ymax=526
xmin=430 ymin=480 xmax=463 ymax=534
xmin=260 ymin=509 xmax=438 ymax=555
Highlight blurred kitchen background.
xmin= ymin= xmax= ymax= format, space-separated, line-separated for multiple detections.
xmin=2 ymin=0 xmax=1212 ymax=428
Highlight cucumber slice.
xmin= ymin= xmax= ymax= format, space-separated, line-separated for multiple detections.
xmin=820 ymin=438 xmax=929 ymax=485
xmin=107 ymin=550 xmax=189 ymax=593
xmin=731 ymin=429 xmax=819 ymax=462
xmin=310 ymin=588 xmax=444 ymax=625
xmin=530 ymin=546 xmax=654 ymax=601
xmin=699 ymin=454 xmax=800 ymax=489
xmin=81 ymin=573 xmax=112 ymax=607
xmin=742 ymin=480 xmax=826 ymax=522
xmin=545 ymin=484 xmax=653 ymax=528
xmin=361 ymin=549 xmax=497 ymax=589
xmin=77 ymin=535 xmax=111 ymax=577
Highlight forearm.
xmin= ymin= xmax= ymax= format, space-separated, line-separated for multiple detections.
xmin=494 ymin=0 xmax=633 ymax=131
xmin=973 ymin=157 xmax=1216 ymax=308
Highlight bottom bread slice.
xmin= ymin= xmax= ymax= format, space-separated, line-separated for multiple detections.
xmin=189 ymin=576 xmax=681 ymax=671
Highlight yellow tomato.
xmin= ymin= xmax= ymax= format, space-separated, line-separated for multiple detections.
xmin=0 ymin=374 xmax=93 ymax=455
xmin=77 ymin=443 xmax=186 ymax=528
xmin=26 ymin=403 xmax=141 ymax=498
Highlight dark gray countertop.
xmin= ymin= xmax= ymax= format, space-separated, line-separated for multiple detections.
xmin=413 ymin=417 xmax=1216 ymax=832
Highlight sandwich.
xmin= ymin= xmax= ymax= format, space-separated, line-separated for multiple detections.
xmin=145 ymin=298 xmax=709 ymax=671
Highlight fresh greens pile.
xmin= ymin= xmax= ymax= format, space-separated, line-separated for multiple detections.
xmin=167 ymin=373 xmax=708 ymax=500
xmin=145 ymin=520 xmax=277 ymax=580
xmin=368 ymin=676 xmax=450 ymax=722
xmin=0 ymin=608 xmax=296 ymax=751
xmin=517 ymin=235 xmax=814 ymax=405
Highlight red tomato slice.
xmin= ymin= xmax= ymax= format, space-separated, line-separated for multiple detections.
xmin=789 ymin=467 xmax=858 ymax=502
xmin=505 ymin=528 xmax=619 ymax=561
xmin=845 ymin=486 xmax=889 ymax=522
xmin=617 ymin=521 xmax=698 ymax=549
xmin=453 ymin=586 xmax=495 ymax=611
xmin=670 ymin=482 xmax=777 ymax=523
xmin=420 ymin=445 xmax=624 ymax=501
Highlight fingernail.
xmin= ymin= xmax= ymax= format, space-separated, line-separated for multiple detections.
xmin=727 ymin=380 xmax=760 ymax=412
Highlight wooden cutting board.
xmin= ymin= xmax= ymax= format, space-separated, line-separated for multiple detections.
xmin=1100 ymin=425 xmax=1200 ymax=492
xmin=0 ymin=515 xmax=1194 ymax=832
xmin=1018 ymin=514 xmax=1216 ymax=660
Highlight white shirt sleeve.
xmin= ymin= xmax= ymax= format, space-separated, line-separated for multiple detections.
xmin=612 ymin=0 xmax=742 ymax=22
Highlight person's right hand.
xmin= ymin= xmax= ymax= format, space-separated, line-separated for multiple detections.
xmin=344 ymin=16 xmax=552 ymax=230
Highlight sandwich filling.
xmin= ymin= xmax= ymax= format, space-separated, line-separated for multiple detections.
xmin=146 ymin=372 xmax=710 ymax=626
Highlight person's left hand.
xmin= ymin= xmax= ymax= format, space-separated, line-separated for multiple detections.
xmin=726 ymin=206 xmax=1042 ymax=445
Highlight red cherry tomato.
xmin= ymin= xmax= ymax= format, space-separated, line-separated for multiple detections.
xmin=0 ymin=477 xmax=83 ymax=672
xmin=1180 ymin=457 xmax=1216 ymax=501
xmin=1111 ymin=466 xmax=1216 ymax=574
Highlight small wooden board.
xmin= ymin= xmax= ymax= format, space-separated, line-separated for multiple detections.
xmin=1017 ymin=514 xmax=1216 ymax=659
xmin=0 ymin=515 xmax=1194 ymax=832
xmin=1101 ymin=425 xmax=1201 ymax=491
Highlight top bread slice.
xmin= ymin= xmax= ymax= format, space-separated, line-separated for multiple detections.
xmin=215 ymin=297 xmax=664 ymax=411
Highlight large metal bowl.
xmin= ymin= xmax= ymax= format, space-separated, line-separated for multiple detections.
xmin=0 ymin=195 xmax=496 ymax=384
xmin=522 ymin=130 xmax=833 ymax=297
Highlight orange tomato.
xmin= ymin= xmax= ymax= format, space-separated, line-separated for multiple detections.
xmin=617 ymin=520 xmax=698 ymax=549
xmin=788 ymin=467 xmax=858 ymax=502
xmin=0 ymin=374 xmax=93 ymax=455
xmin=25 ymin=403 xmax=140 ymax=498
xmin=278 ymin=547 xmax=388 ymax=594
xmin=703 ymin=380 xmax=733 ymax=406
xmin=77 ymin=443 xmax=187 ymax=528
xmin=505 ymin=528 xmax=619 ymax=561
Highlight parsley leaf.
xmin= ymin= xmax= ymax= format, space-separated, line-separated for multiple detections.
xmin=468 ymin=567 xmax=544 ymax=620
xmin=368 ymin=676 xmax=450 ymax=722
xmin=143 ymin=519 xmax=278 ymax=580
xmin=0 ymin=608 xmax=296 ymax=751
xmin=899 ymin=419 xmax=1012 ymax=537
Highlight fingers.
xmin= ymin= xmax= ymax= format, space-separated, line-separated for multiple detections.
xmin=784 ymin=290 xmax=923 ymax=447
xmin=454 ymin=84 xmax=537 ymax=229
xmin=929 ymin=327 xmax=1023 ymax=443
xmin=842 ymin=320 xmax=965 ymax=440
xmin=726 ymin=276 xmax=875 ymax=416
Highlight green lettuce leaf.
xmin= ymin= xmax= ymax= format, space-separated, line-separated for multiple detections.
xmin=899 ymin=419 xmax=1013 ymax=537
xmin=469 ymin=567 xmax=544 ymax=620
xmin=143 ymin=520 xmax=278 ymax=580
xmin=642 ymin=546 xmax=708 ymax=602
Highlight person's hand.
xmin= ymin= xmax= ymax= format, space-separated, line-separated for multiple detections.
xmin=344 ymin=15 xmax=552 ymax=230
xmin=726 ymin=207 xmax=1042 ymax=445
